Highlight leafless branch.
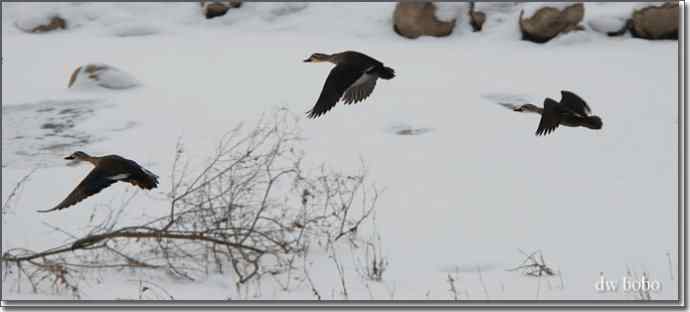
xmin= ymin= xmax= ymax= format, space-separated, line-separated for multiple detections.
xmin=507 ymin=249 xmax=555 ymax=277
xmin=1 ymin=109 xmax=380 ymax=297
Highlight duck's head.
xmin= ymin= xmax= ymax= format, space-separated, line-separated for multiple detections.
xmin=64 ymin=151 xmax=91 ymax=161
xmin=514 ymin=104 xmax=541 ymax=114
xmin=303 ymin=53 xmax=332 ymax=63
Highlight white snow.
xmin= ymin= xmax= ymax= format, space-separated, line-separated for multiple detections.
xmin=434 ymin=3 xmax=465 ymax=23
xmin=1 ymin=2 xmax=681 ymax=302
xmin=108 ymin=21 xmax=162 ymax=37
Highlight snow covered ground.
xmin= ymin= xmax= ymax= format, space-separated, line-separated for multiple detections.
xmin=1 ymin=2 xmax=681 ymax=302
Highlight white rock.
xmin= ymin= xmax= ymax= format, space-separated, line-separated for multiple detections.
xmin=14 ymin=12 xmax=62 ymax=32
xmin=588 ymin=16 xmax=628 ymax=34
xmin=68 ymin=64 xmax=140 ymax=90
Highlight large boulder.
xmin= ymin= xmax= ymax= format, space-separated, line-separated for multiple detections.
xmin=201 ymin=0 xmax=242 ymax=19
xmin=630 ymin=2 xmax=678 ymax=40
xmin=519 ymin=3 xmax=584 ymax=43
xmin=68 ymin=64 xmax=139 ymax=90
xmin=393 ymin=2 xmax=456 ymax=39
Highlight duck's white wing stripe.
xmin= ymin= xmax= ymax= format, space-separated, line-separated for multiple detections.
xmin=350 ymin=72 xmax=373 ymax=87
xmin=108 ymin=173 xmax=130 ymax=180
xmin=343 ymin=74 xmax=377 ymax=105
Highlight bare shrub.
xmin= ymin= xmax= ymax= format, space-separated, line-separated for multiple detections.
xmin=447 ymin=273 xmax=460 ymax=300
xmin=1 ymin=109 xmax=379 ymax=297
xmin=2 ymin=169 xmax=37 ymax=218
xmin=507 ymin=249 xmax=556 ymax=277
xmin=351 ymin=214 xmax=388 ymax=283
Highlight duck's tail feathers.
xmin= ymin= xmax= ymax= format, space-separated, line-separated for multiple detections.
xmin=131 ymin=168 xmax=159 ymax=190
xmin=378 ymin=66 xmax=395 ymax=80
xmin=583 ymin=116 xmax=603 ymax=130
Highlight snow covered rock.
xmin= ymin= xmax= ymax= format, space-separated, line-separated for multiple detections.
xmin=519 ymin=3 xmax=584 ymax=43
xmin=468 ymin=2 xmax=486 ymax=32
xmin=201 ymin=0 xmax=242 ymax=19
xmin=15 ymin=14 xmax=67 ymax=33
xmin=67 ymin=64 xmax=140 ymax=90
xmin=630 ymin=2 xmax=678 ymax=40
xmin=393 ymin=2 xmax=456 ymax=39
xmin=588 ymin=16 xmax=628 ymax=36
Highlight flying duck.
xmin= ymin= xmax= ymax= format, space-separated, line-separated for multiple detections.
xmin=500 ymin=90 xmax=603 ymax=136
xmin=38 ymin=151 xmax=159 ymax=213
xmin=304 ymin=51 xmax=395 ymax=118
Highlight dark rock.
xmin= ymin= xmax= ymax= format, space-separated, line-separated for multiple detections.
xmin=201 ymin=0 xmax=242 ymax=19
xmin=519 ymin=3 xmax=584 ymax=44
xmin=393 ymin=2 xmax=456 ymax=39
xmin=469 ymin=2 xmax=486 ymax=32
xmin=31 ymin=16 xmax=66 ymax=33
xmin=630 ymin=2 xmax=678 ymax=40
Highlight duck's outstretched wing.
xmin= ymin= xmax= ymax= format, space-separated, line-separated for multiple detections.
xmin=535 ymin=98 xmax=561 ymax=136
xmin=38 ymin=168 xmax=117 ymax=213
xmin=560 ymin=90 xmax=591 ymax=116
xmin=343 ymin=73 xmax=377 ymax=105
xmin=307 ymin=65 xmax=363 ymax=119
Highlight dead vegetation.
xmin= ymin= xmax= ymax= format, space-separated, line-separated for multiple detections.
xmin=1 ymin=109 xmax=380 ymax=297
xmin=507 ymin=249 xmax=556 ymax=277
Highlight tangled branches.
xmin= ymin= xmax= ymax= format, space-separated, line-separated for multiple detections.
xmin=1 ymin=109 xmax=379 ymax=296
xmin=507 ymin=249 xmax=556 ymax=277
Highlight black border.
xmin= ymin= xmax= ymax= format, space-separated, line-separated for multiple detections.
xmin=0 ymin=1 xmax=686 ymax=309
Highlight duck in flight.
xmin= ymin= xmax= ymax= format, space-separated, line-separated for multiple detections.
xmin=38 ymin=151 xmax=159 ymax=213
xmin=500 ymin=90 xmax=603 ymax=136
xmin=304 ymin=51 xmax=395 ymax=118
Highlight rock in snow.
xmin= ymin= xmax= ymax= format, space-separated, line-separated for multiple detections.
xmin=15 ymin=13 xmax=67 ymax=33
xmin=201 ymin=0 xmax=242 ymax=19
xmin=630 ymin=2 xmax=679 ymax=40
xmin=393 ymin=2 xmax=456 ymax=39
xmin=67 ymin=64 xmax=140 ymax=90
xmin=519 ymin=3 xmax=584 ymax=43
xmin=588 ymin=16 xmax=628 ymax=35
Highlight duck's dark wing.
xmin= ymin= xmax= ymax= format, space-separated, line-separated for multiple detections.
xmin=342 ymin=73 xmax=377 ymax=105
xmin=307 ymin=65 xmax=363 ymax=119
xmin=38 ymin=168 xmax=117 ymax=213
xmin=535 ymin=98 xmax=561 ymax=136
xmin=560 ymin=90 xmax=591 ymax=116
